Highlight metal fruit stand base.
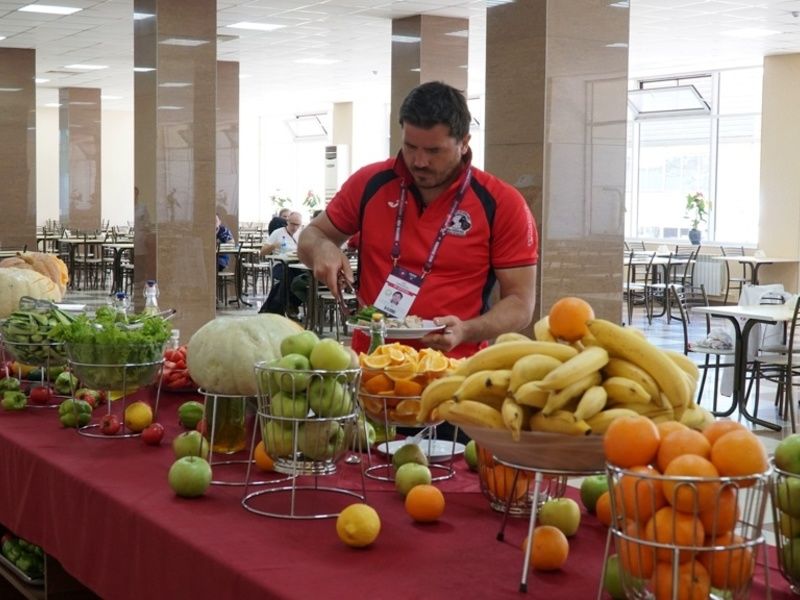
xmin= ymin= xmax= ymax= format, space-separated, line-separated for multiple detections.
xmin=771 ymin=460 xmax=800 ymax=595
xmin=1 ymin=338 xmax=69 ymax=409
xmin=241 ymin=362 xmax=366 ymax=520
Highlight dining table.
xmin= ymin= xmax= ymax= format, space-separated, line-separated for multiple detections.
xmin=0 ymin=389 xmax=789 ymax=599
xmin=692 ymin=303 xmax=796 ymax=431
xmin=713 ymin=255 xmax=800 ymax=285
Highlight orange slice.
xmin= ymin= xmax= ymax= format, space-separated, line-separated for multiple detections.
xmin=362 ymin=373 xmax=394 ymax=395
xmin=393 ymin=378 xmax=423 ymax=397
xmin=395 ymin=398 xmax=421 ymax=416
xmin=384 ymin=362 xmax=418 ymax=382
xmin=418 ymin=351 xmax=449 ymax=373
xmin=361 ymin=353 xmax=391 ymax=369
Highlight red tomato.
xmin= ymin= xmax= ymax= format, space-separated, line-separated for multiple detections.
xmin=29 ymin=386 xmax=54 ymax=405
xmin=174 ymin=359 xmax=186 ymax=370
xmin=164 ymin=360 xmax=177 ymax=370
xmin=100 ymin=414 xmax=121 ymax=436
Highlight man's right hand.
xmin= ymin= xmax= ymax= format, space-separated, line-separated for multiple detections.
xmin=297 ymin=213 xmax=353 ymax=297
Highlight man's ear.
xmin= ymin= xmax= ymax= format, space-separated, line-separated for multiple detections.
xmin=461 ymin=133 xmax=471 ymax=156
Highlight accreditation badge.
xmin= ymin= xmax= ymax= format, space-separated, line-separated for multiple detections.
xmin=373 ymin=266 xmax=423 ymax=318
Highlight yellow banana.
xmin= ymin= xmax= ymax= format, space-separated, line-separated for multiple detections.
xmin=461 ymin=340 xmax=578 ymax=374
xmin=529 ymin=410 xmax=592 ymax=436
xmin=586 ymin=319 xmax=690 ymax=410
xmin=495 ymin=331 xmax=531 ymax=344
xmin=586 ymin=408 xmax=640 ymax=434
xmin=619 ymin=402 xmax=674 ymax=420
xmin=416 ymin=375 xmax=465 ymax=423
xmin=542 ymin=371 xmax=602 ymax=415
xmin=453 ymin=369 xmax=511 ymax=402
xmin=602 ymin=376 xmax=652 ymax=405
xmin=679 ymin=403 xmax=714 ymax=431
xmin=533 ymin=316 xmax=556 ymax=342
xmin=603 ymin=357 xmax=660 ymax=401
xmin=536 ymin=346 xmax=609 ymax=391
xmin=512 ymin=380 xmax=549 ymax=409
xmin=501 ymin=397 xmax=527 ymax=441
xmin=437 ymin=399 xmax=505 ymax=430
xmin=573 ymin=385 xmax=608 ymax=421
xmin=662 ymin=349 xmax=701 ymax=382
xmin=509 ymin=354 xmax=563 ymax=394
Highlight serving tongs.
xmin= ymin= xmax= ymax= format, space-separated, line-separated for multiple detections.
xmin=335 ymin=271 xmax=356 ymax=324
xmin=114 ymin=308 xmax=177 ymax=331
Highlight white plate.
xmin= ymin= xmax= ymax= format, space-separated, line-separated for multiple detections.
xmin=376 ymin=439 xmax=465 ymax=463
xmin=352 ymin=320 xmax=445 ymax=340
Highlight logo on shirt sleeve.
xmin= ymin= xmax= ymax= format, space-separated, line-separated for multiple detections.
xmin=446 ymin=210 xmax=472 ymax=237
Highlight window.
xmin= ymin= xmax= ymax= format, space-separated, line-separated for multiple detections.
xmin=626 ymin=68 xmax=761 ymax=244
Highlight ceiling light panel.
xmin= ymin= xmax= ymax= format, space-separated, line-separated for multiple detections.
xmin=226 ymin=22 xmax=285 ymax=32
xmin=18 ymin=4 xmax=82 ymax=15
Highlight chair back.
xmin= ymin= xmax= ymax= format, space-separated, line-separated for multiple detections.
xmin=784 ymin=295 xmax=800 ymax=372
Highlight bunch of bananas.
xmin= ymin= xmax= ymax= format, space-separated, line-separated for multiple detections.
xmin=416 ymin=320 xmax=714 ymax=439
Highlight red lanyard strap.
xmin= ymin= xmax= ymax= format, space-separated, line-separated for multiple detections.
xmin=391 ymin=167 xmax=472 ymax=278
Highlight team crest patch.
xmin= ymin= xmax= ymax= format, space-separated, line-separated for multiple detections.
xmin=446 ymin=210 xmax=472 ymax=236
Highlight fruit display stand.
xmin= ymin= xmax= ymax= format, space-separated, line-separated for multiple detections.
xmin=606 ymin=463 xmax=772 ymax=600
xmin=65 ymin=342 xmax=164 ymax=438
xmin=242 ymin=362 xmax=365 ymax=519
xmin=771 ymin=461 xmax=800 ymax=593
xmin=0 ymin=337 xmax=67 ymax=408
xmin=460 ymin=424 xmax=607 ymax=593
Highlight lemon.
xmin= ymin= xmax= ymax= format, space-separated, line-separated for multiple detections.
xmin=336 ymin=503 xmax=381 ymax=548
xmin=124 ymin=401 xmax=154 ymax=433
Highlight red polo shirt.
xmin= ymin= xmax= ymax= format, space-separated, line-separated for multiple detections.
xmin=326 ymin=152 xmax=538 ymax=357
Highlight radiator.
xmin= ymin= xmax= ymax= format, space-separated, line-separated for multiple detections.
xmin=693 ymin=255 xmax=725 ymax=296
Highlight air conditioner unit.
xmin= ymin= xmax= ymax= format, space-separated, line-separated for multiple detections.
xmin=325 ymin=144 xmax=350 ymax=201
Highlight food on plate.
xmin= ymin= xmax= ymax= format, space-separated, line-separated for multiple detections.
xmin=348 ymin=305 xmax=426 ymax=329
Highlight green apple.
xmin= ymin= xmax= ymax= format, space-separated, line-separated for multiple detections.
xmin=394 ymin=462 xmax=432 ymax=496
xmin=776 ymin=434 xmax=800 ymax=475
xmin=172 ymin=430 xmax=210 ymax=460
xmin=263 ymin=420 xmax=298 ymax=457
xmin=280 ymin=330 xmax=319 ymax=359
xmin=580 ymin=474 xmax=610 ymax=514
xmin=780 ymin=512 xmax=800 ymax=539
xmin=537 ymin=497 xmax=581 ymax=537
xmin=392 ymin=443 xmax=429 ymax=471
xmin=168 ymin=456 xmax=212 ymax=498
xmin=783 ymin=538 xmax=800 ymax=579
xmin=777 ymin=478 xmax=800 ymax=518
xmin=274 ymin=353 xmax=312 ymax=392
xmin=269 ymin=390 xmax=310 ymax=419
xmin=309 ymin=338 xmax=351 ymax=371
xmin=603 ymin=554 xmax=625 ymax=600
xmin=300 ymin=420 xmax=345 ymax=461
xmin=307 ymin=376 xmax=353 ymax=417
xmin=463 ymin=439 xmax=478 ymax=471
xmin=355 ymin=416 xmax=376 ymax=450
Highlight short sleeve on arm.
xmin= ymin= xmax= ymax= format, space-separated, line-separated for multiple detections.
xmin=325 ymin=164 xmax=378 ymax=236
xmin=491 ymin=186 xmax=539 ymax=268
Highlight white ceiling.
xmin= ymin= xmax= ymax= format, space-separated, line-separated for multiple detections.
xmin=1 ymin=0 xmax=800 ymax=113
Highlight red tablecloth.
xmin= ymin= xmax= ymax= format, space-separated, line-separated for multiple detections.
xmin=0 ymin=391 xmax=793 ymax=599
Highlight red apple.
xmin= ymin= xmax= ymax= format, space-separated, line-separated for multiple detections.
xmin=99 ymin=414 xmax=121 ymax=436
xmin=141 ymin=422 xmax=165 ymax=446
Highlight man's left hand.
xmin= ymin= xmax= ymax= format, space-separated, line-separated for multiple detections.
xmin=421 ymin=315 xmax=464 ymax=352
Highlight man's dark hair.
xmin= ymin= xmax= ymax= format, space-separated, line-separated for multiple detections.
xmin=398 ymin=81 xmax=471 ymax=140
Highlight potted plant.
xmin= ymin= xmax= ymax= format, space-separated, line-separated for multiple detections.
xmin=684 ymin=192 xmax=710 ymax=245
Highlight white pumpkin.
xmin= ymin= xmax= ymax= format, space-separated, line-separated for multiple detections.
xmin=0 ymin=267 xmax=63 ymax=319
xmin=187 ymin=314 xmax=303 ymax=396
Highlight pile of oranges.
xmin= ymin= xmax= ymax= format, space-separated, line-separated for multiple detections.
xmin=595 ymin=415 xmax=769 ymax=599
xmin=358 ymin=343 xmax=460 ymax=425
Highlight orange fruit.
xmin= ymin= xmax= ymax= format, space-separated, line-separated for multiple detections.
xmin=393 ymin=379 xmax=423 ymax=397
xmin=617 ymin=465 xmax=666 ymax=524
xmin=710 ymin=429 xmax=768 ymax=486
xmin=253 ymin=440 xmax=274 ymax=472
xmin=604 ymin=415 xmax=661 ymax=468
xmin=418 ymin=351 xmax=449 ymax=373
xmin=361 ymin=353 xmax=391 ymax=369
xmin=653 ymin=560 xmax=711 ymax=600
xmin=548 ymin=297 xmax=595 ymax=342
xmin=526 ymin=525 xmax=569 ymax=571
xmin=699 ymin=532 xmax=754 ymax=589
xmin=479 ymin=447 xmax=529 ymax=502
xmin=618 ymin=519 xmax=655 ymax=578
xmin=702 ymin=419 xmax=747 ymax=446
xmin=404 ymin=484 xmax=445 ymax=522
xmin=363 ymin=373 xmax=394 ymax=395
xmin=662 ymin=454 xmax=720 ymax=513
xmin=595 ymin=490 xmax=613 ymax=527
xmin=656 ymin=428 xmax=711 ymax=472
xmin=698 ymin=486 xmax=739 ymax=537
xmin=645 ymin=506 xmax=705 ymax=563
xmin=657 ymin=420 xmax=689 ymax=439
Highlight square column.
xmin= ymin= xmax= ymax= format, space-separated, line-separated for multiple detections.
xmin=0 ymin=48 xmax=36 ymax=250
xmin=134 ymin=0 xmax=217 ymax=336
xmin=390 ymin=15 xmax=468 ymax=152
xmin=484 ymin=1 xmax=629 ymax=321
xmin=216 ymin=61 xmax=239 ymax=240
xmin=59 ymin=87 xmax=102 ymax=232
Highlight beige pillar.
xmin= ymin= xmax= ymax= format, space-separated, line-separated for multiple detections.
xmin=484 ymin=1 xmax=629 ymax=322
xmin=0 ymin=48 xmax=36 ymax=250
xmin=758 ymin=54 xmax=800 ymax=292
xmin=59 ymin=87 xmax=102 ymax=232
xmin=134 ymin=0 xmax=217 ymax=337
xmin=389 ymin=15 xmax=468 ymax=153
xmin=217 ymin=61 xmax=239 ymax=241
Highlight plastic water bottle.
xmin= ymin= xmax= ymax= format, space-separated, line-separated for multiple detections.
xmin=113 ymin=292 xmax=130 ymax=318
xmin=143 ymin=280 xmax=160 ymax=315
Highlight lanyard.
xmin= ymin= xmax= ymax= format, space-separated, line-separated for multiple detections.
xmin=391 ymin=167 xmax=473 ymax=278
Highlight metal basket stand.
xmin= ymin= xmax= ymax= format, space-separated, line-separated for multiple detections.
xmin=241 ymin=363 xmax=366 ymax=520
xmin=770 ymin=460 xmax=800 ymax=594
xmin=1 ymin=337 xmax=69 ymax=409
xmin=602 ymin=463 xmax=772 ymax=600
xmin=66 ymin=357 xmax=164 ymax=439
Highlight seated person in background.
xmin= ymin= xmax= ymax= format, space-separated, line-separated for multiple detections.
xmin=259 ymin=212 xmax=303 ymax=318
xmin=216 ymin=214 xmax=234 ymax=272
xmin=267 ymin=208 xmax=290 ymax=234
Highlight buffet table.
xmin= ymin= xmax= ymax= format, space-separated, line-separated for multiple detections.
xmin=0 ymin=391 xmax=790 ymax=599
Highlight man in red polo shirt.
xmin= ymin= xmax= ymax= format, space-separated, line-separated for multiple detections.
xmin=298 ymin=81 xmax=538 ymax=358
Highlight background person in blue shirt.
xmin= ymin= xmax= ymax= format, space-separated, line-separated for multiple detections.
xmin=216 ymin=214 xmax=234 ymax=272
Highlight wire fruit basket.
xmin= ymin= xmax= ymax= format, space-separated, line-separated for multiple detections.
xmin=770 ymin=461 xmax=800 ymax=594
xmin=605 ymin=463 xmax=772 ymax=600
